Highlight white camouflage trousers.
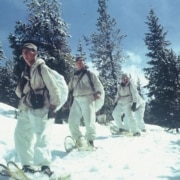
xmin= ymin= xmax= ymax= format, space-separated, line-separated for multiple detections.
xmin=112 ymin=102 xmax=141 ymax=134
xmin=14 ymin=108 xmax=52 ymax=166
xmin=134 ymin=101 xmax=146 ymax=131
xmin=68 ymin=95 xmax=96 ymax=141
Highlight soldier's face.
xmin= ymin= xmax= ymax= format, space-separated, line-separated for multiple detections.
xmin=75 ymin=60 xmax=85 ymax=70
xmin=121 ymin=77 xmax=128 ymax=84
xmin=22 ymin=48 xmax=37 ymax=66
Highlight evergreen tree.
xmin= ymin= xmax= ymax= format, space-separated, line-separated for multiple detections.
xmin=76 ymin=40 xmax=86 ymax=59
xmin=164 ymin=50 xmax=180 ymax=128
xmin=0 ymin=60 xmax=17 ymax=107
xmin=0 ymin=42 xmax=5 ymax=60
xmin=0 ymin=42 xmax=15 ymax=107
xmin=9 ymin=0 xmax=73 ymax=82
xmin=144 ymin=9 xmax=180 ymax=127
xmin=84 ymin=0 xmax=125 ymax=119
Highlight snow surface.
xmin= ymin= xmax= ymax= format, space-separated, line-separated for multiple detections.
xmin=0 ymin=102 xmax=180 ymax=180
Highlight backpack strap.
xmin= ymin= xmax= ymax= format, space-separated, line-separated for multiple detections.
xmin=19 ymin=65 xmax=29 ymax=94
xmin=37 ymin=65 xmax=45 ymax=85
xmin=128 ymin=83 xmax=132 ymax=97
xmin=37 ymin=64 xmax=43 ymax=80
xmin=77 ymin=69 xmax=87 ymax=85
xmin=35 ymin=64 xmax=46 ymax=92
xmin=86 ymin=70 xmax=95 ymax=92
xmin=71 ymin=69 xmax=87 ymax=91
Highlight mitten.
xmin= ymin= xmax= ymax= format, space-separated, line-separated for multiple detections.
xmin=94 ymin=91 xmax=101 ymax=100
xmin=131 ymin=102 xmax=137 ymax=112
xmin=48 ymin=105 xmax=57 ymax=119
xmin=48 ymin=109 xmax=57 ymax=119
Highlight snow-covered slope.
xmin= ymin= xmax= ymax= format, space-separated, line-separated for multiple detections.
xmin=0 ymin=103 xmax=180 ymax=180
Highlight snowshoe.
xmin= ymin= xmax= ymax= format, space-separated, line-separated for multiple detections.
xmin=76 ymin=136 xmax=89 ymax=151
xmin=110 ymin=124 xmax=131 ymax=136
xmin=0 ymin=163 xmax=10 ymax=177
xmin=64 ymin=136 xmax=76 ymax=152
xmin=110 ymin=124 xmax=120 ymax=135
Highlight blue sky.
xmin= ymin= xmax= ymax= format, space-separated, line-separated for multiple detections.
xmin=1 ymin=0 xmax=180 ymax=84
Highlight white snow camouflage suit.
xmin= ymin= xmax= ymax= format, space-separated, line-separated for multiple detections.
xmin=15 ymin=58 xmax=66 ymax=166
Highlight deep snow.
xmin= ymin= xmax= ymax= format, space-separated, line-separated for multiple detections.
xmin=0 ymin=102 xmax=180 ymax=180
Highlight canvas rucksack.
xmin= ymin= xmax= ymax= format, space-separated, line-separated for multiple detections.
xmin=86 ymin=70 xmax=105 ymax=112
xmin=37 ymin=65 xmax=68 ymax=111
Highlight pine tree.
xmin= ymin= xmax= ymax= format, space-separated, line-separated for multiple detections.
xmin=9 ymin=0 xmax=73 ymax=82
xmin=144 ymin=9 xmax=180 ymax=127
xmin=76 ymin=40 xmax=86 ymax=59
xmin=164 ymin=50 xmax=180 ymax=128
xmin=0 ymin=42 xmax=5 ymax=60
xmin=84 ymin=0 xmax=125 ymax=119
xmin=0 ymin=43 xmax=16 ymax=107
xmin=0 ymin=60 xmax=17 ymax=107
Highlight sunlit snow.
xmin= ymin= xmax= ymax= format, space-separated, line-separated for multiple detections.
xmin=0 ymin=102 xmax=180 ymax=180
